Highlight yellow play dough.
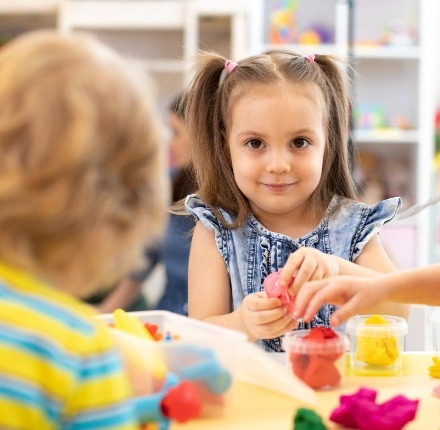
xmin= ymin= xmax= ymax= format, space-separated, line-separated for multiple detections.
xmin=355 ymin=315 xmax=399 ymax=366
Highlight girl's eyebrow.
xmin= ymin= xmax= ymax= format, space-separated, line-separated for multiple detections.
xmin=235 ymin=130 xmax=265 ymax=138
xmin=236 ymin=127 xmax=317 ymax=138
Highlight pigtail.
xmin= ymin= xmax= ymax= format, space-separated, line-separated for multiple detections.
xmin=185 ymin=51 xmax=249 ymax=228
xmin=313 ymin=55 xmax=358 ymax=202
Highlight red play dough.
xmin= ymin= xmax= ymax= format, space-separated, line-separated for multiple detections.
xmin=288 ymin=327 xmax=343 ymax=389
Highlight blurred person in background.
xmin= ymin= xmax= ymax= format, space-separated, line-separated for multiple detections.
xmin=94 ymin=92 xmax=196 ymax=315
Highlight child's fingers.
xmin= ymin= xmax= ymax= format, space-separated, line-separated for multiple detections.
xmin=291 ymin=262 xmax=321 ymax=295
xmin=259 ymin=314 xmax=298 ymax=340
xmin=247 ymin=291 xmax=282 ymax=311
xmin=248 ymin=309 xmax=297 ymax=339
xmin=329 ymin=300 xmax=361 ymax=326
xmin=295 ymin=281 xmax=332 ymax=321
xmin=274 ymin=316 xmax=299 ymax=338
xmin=278 ymin=252 xmax=304 ymax=288
xmin=302 ymin=282 xmax=365 ymax=326
xmin=252 ymin=306 xmax=289 ymax=325
xmin=293 ymin=280 xmax=327 ymax=316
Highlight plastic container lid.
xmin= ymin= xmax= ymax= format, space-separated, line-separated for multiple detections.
xmin=345 ymin=315 xmax=408 ymax=338
xmin=283 ymin=329 xmax=348 ymax=354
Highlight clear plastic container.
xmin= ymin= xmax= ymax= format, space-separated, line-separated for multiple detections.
xmin=282 ymin=329 xmax=348 ymax=390
xmin=429 ymin=309 xmax=440 ymax=351
xmin=345 ymin=314 xmax=408 ymax=376
xmin=99 ymin=310 xmax=247 ymax=417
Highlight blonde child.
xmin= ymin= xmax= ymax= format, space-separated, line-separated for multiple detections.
xmin=183 ymin=50 xmax=408 ymax=352
xmin=0 ymin=31 xmax=168 ymax=428
xmin=294 ymin=265 xmax=440 ymax=326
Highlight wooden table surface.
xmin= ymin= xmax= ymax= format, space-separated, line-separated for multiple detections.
xmin=173 ymin=352 xmax=440 ymax=429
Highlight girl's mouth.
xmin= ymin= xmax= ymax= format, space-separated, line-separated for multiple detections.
xmin=262 ymin=183 xmax=293 ymax=192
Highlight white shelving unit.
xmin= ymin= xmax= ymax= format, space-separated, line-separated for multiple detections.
xmin=58 ymin=0 xmax=252 ymax=117
xmin=250 ymin=0 xmax=437 ymax=271
xmin=58 ymin=0 xmax=187 ymax=116
xmin=352 ymin=0 xmax=436 ymax=271
xmin=0 ymin=0 xmax=58 ymax=38
xmin=0 ymin=0 xmax=253 ymax=119
xmin=0 ymin=0 xmax=58 ymax=14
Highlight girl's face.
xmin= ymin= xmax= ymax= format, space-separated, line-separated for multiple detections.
xmin=228 ymin=82 xmax=326 ymax=232
xmin=168 ymin=112 xmax=190 ymax=168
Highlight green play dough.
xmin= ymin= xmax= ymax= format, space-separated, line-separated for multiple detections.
xmin=293 ymin=407 xmax=327 ymax=430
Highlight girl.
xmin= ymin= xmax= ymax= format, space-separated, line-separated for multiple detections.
xmin=184 ymin=50 xmax=408 ymax=352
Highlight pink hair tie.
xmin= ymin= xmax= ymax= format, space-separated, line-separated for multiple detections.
xmin=303 ymin=53 xmax=315 ymax=64
xmin=225 ymin=59 xmax=238 ymax=74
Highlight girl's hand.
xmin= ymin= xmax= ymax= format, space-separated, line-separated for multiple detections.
xmin=293 ymin=276 xmax=387 ymax=326
xmin=241 ymin=292 xmax=298 ymax=340
xmin=278 ymin=247 xmax=339 ymax=297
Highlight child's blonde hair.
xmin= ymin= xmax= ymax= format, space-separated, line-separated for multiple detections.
xmin=0 ymin=31 xmax=168 ymax=296
xmin=185 ymin=49 xmax=358 ymax=228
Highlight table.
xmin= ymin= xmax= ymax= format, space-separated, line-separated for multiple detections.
xmin=173 ymin=353 xmax=440 ymax=429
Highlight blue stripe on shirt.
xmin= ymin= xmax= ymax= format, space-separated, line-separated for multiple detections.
xmin=62 ymin=401 xmax=135 ymax=430
xmin=0 ymin=281 xmax=93 ymax=335
xmin=0 ymin=323 xmax=122 ymax=381
xmin=0 ymin=375 xmax=60 ymax=424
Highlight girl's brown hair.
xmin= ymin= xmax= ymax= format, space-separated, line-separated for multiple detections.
xmin=0 ymin=31 xmax=168 ymax=296
xmin=185 ymin=49 xmax=358 ymax=228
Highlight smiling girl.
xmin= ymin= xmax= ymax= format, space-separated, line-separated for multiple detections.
xmin=183 ymin=50 xmax=408 ymax=351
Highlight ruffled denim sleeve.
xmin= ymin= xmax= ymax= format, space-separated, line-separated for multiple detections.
xmin=184 ymin=194 xmax=230 ymax=262
xmin=352 ymin=197 xmax=402 ymax=261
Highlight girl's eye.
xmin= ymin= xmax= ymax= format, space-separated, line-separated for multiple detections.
xmin=246 ymin=139 xmax=264 ymax=149
xmin=292 ymin=138 xmax=310 ymax=149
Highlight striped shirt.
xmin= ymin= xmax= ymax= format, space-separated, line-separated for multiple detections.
xmin=0 ymin=261 xmax=140 ymax=429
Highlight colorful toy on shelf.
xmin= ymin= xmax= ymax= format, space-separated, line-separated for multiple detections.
xmin=329 ymin=387 xmax=419 ymax=430
xmin=435 ymin=109 xmax=440 ymax=156
xmin=382 ymin=19 xmax=416 ymax=46
xmin=354 ymin=103 xmax=386 ymax=130
xmin=391 ymin=115 xmax=411 ymax=130
xmin=268 ymin=0 xmax=298 ymax=44
xmin=263 ymin=270 xmax=295 ymax=313
xmin=298 ymin=29 xmax=321 ymax=45
xmin=299 ymin=25 xmax=333 ymax=45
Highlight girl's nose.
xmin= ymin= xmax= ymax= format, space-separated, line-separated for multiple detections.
xmin=266 ymin=149 xmax=291 ymax=174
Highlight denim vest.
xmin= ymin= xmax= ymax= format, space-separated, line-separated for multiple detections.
xmin=185 ymin=194 xmax=401 ymax=352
